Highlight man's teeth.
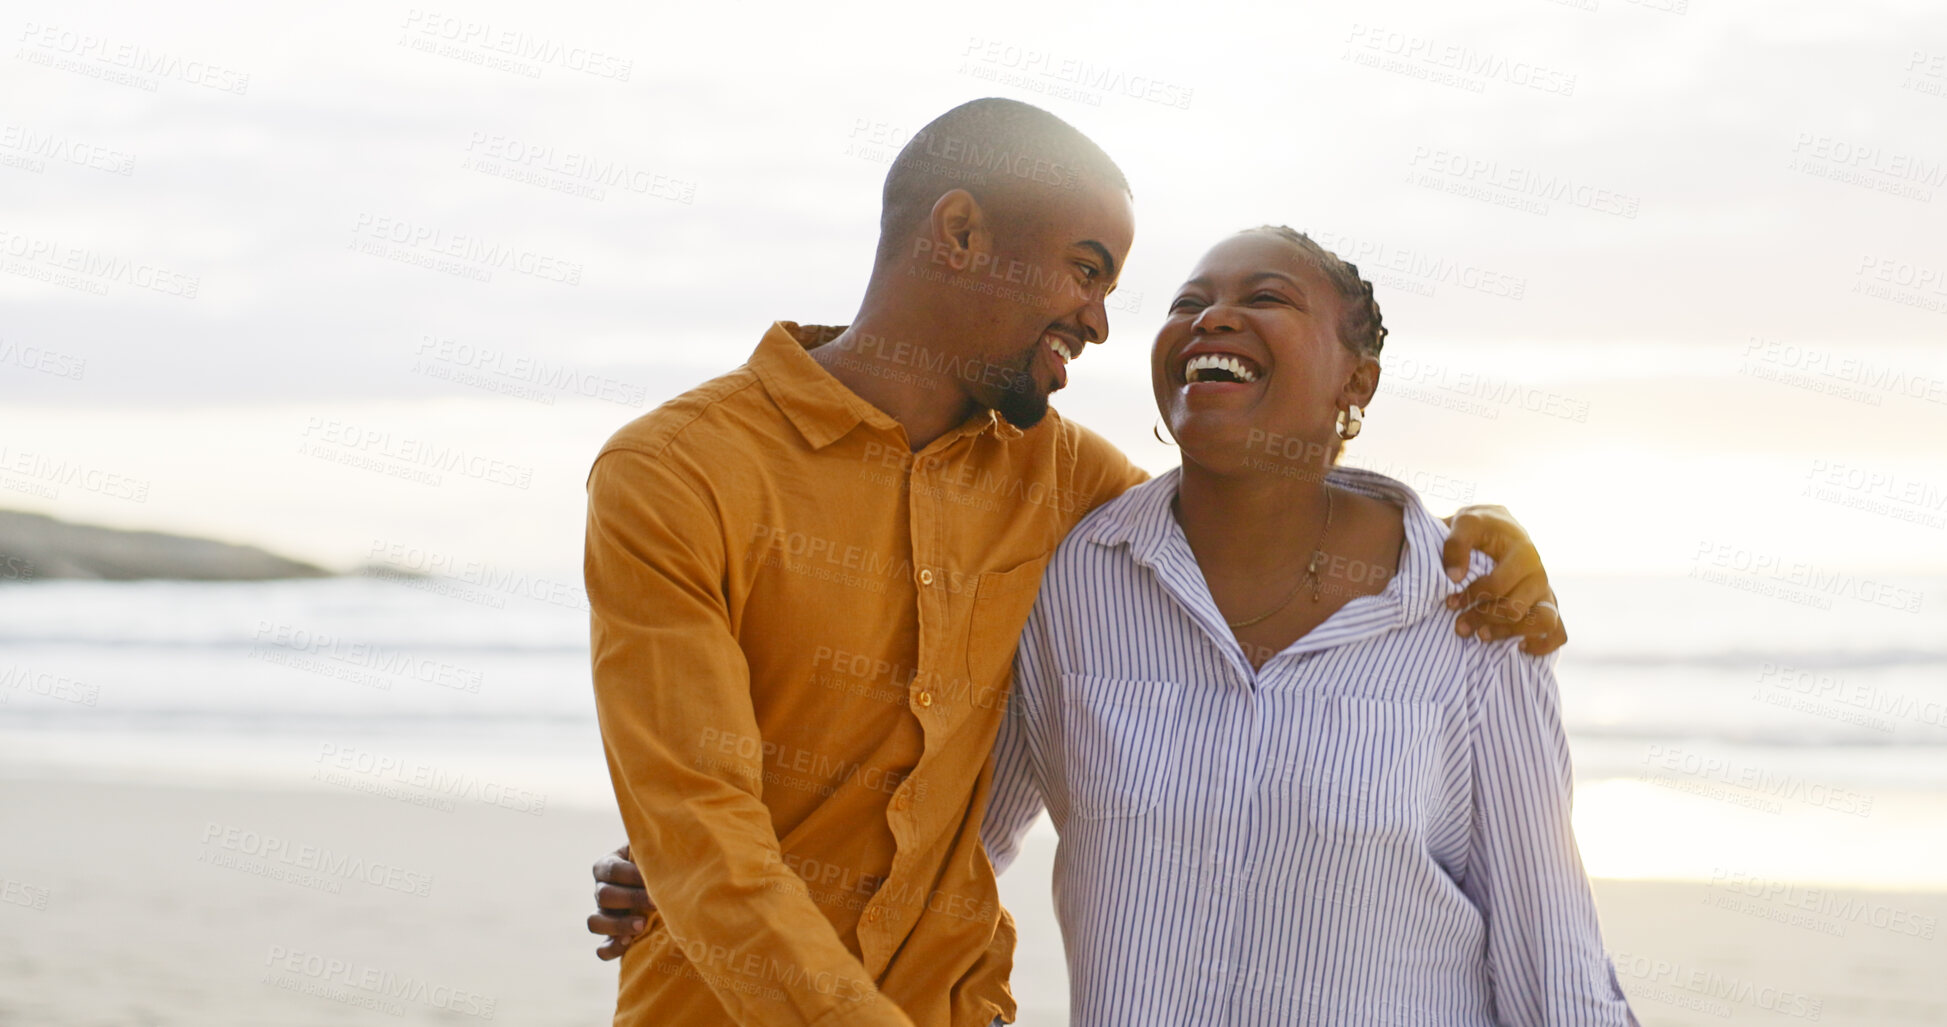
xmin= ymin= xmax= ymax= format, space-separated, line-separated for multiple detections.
xmin=1183 ymin=353 xmax=1260 ymax=384
xmin=1046 ymin=334 xmax=1078 ymax=364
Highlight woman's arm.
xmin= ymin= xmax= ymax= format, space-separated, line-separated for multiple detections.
xmin=1462 ymin=644 xmax=1638 ymax=1027
xmin=978 ymin=597 xmax=1061 ymax=876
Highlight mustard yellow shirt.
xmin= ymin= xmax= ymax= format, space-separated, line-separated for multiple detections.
xmin=587 ymin=322 xmax=1148 ymax=1026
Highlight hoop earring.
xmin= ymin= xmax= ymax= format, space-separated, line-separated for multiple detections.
xmin=1336 ymin=404 xmax=1364 ymax=441
xmin=1153 ymin=420 xmax=1177 ymax=447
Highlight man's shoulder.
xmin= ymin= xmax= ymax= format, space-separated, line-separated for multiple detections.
xmin=595 ymin=364 xmax=767 ymax=465
xmin=1043 ymin=472 xmax=1171 ymax=576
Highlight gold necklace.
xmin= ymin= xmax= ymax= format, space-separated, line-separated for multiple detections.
xmin=1226 ymin=487 xmax=1334 ymax=629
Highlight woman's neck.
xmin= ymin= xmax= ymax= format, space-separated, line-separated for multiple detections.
xmin=1174 ymin=455 xmax=1335 ymax=573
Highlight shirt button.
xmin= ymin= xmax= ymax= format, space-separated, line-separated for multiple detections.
xmin=918 ymin=569 xmax=934 ymax=586
xmin=864 ymin=907 xmax=882 ymax=923
xmin=893 ymin=792 xmax=910 ymax=811
xmin=916 ymin=691 xmax=933 ymax=708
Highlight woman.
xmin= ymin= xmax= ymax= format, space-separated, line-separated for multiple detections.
xmin=976 ymin=226 xmax=1637 ymax=1025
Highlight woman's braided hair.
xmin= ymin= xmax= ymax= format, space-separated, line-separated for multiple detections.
xmin=1247 ymin=225 xmax=1387 ymax=360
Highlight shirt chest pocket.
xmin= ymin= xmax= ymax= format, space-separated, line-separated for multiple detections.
xmin=1059 ymin=674 xmax=1182 ymax=820
xmin=962 ymin=553 xmax=1052 ymax=702
xmin=1296 ymin=696 xmax=1443 ymax=837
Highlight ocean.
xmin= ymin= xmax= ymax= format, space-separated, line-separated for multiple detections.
xmin=3 ymin=571 xmax=1945 ymax=889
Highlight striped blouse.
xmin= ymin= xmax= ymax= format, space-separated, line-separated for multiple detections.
xmin=981 ymin=466 xmax=1637 ymax=1026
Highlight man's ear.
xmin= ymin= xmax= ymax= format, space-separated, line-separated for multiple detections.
xmin=928 ymin=189 xmax=987 ymax=271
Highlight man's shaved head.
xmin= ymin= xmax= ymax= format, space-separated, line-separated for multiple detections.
xmin=875 ymin=97 xmax=1129 ymax=266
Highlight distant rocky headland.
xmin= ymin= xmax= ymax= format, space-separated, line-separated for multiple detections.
xmin=0 ymin=509 xmax=330 ymax=581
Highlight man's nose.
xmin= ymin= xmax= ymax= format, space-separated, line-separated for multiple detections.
xmin=1076 ymin=296 xmax=1109 ymax=347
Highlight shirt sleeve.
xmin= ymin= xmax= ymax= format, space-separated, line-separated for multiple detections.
xmin=1064 ymin=418 xmax=1150 ymax=521
xmin=1462 ymin=644 xmax=1639 ymax=1027
xmin=978 ymin=596 xmax=1058 ymax=876
xmin=586 ymin=448 xmax=913 ymax=1027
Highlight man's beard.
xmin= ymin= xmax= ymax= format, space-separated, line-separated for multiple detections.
xmin=987 ymin=343 xmax=1050 ymax=430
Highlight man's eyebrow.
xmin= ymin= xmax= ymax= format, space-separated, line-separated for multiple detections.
xmin=1078 ymin=240 xmax=1118 ymax=279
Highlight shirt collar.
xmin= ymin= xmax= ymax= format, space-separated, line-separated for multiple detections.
xmin=750 ymin=321 xmax=1025 ymax=451
xmin=1081 ymin=463 xmax=1455 ymax=626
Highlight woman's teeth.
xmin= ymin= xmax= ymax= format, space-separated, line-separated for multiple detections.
xmin=1183 ymin=353 xmax=1260 ymax=384
xmin=1045 ymin=334 xmax=1078 ymax=364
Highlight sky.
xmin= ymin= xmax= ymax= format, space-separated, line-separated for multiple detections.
xmin=3 ymin=0 xmax=1945 ymax=578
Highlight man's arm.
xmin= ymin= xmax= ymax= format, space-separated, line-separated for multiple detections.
xmin=1461 ymin=644 xmax=1637 ymax=1027
xmin=1442 ymin=504 xmax=1567 ymax=654
xmin=586 ymin=448 xmax=911 ymax=1026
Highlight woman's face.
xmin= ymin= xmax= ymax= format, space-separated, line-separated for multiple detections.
xmin=1151 ymin=231 xmax=1375 ymax=475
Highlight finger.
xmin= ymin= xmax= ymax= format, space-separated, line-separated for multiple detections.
xmin=595 ymin=882 xmax=655 ymax=914
xmin=1461 ymin=547 xmax=1539 ymax=608
xmin=1474 ymin=575 xmax=1552 ymax=626
xmin=1516 ymin=590 xmax=1561 ymax=635
xmin=1454 ymin=588 xmax=1536 ymax=641
xmin=588 ymin=910 xmax=647 ymax=940
xmin=1440 ymin=519 xmax=1483 ymax=584
xmin=596 ymin=937 xmax=633 ymax=961
xmin=1521 ymin=617 xmax=1569 ymax=655
xmin=595 ymin=851 xmax=645 ymax=889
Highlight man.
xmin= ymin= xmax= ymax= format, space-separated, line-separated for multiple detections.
xmin=584 ymin=98 xmax=1563 ymax=1027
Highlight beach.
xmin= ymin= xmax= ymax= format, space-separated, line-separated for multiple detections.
xmin=4 ymin=774 xmax=1944 ymax=1026
xmin=3 ymin=576 xmax=1944 ymax=1024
